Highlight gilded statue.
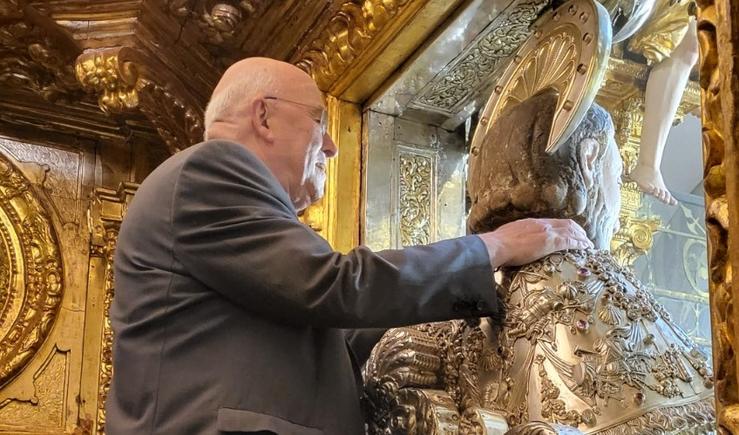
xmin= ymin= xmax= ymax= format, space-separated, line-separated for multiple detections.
xmin=362 ymin=90 xmax=714 ymax=434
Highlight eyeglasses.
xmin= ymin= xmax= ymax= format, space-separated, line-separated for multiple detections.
xmin=264 ymin=96 xmax=328 ymax=135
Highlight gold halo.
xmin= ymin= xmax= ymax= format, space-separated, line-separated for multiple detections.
xmin=470 ymin=0 xmax=612 ymax=157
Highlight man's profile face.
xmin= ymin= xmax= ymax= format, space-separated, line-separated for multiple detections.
xmin=267 ymin=87 xmax=335 ymax=210
xmin=301 ymin=113 xmax=329 ymax=204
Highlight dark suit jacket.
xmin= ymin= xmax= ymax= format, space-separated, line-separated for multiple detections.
xmin=107 ymin=140 xmax=499 ymax=434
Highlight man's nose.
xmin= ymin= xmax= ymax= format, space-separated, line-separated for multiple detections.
xmin=323 ymin=132 xmax=338 ymax=158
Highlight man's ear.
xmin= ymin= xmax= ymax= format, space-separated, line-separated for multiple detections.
xmin=251 ymin=98 xmax=273 ymax=143
xmin=578 ymin=138 xmax=599 ymax=190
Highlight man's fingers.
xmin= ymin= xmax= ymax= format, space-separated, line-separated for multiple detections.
xmin=540 ymin=218 xmax=588 ymax=239
xmin=553 ymin=235 xmax=592 ymax=252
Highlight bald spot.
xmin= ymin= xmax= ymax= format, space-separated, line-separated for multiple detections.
xmin=211 ymin=57 xmax=322 ymax=105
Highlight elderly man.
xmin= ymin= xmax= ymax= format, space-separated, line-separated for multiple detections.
xmin=107 ymin=57 xmax=591 ymax=435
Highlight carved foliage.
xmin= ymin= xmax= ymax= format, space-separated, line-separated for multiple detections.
xmin=0 ymin=152 xmax=63 ymax=389
xmin=398 ymin=152 xmax=433 ymax=246
xmin=75 ymin=47 xmax=204 ymax=154
xmin=410 ymin=0 xmax=548 ymax=114
xmin=0 ymin=4 xmax=82 ymax=102
xmin=166 ymin=0 xmax=265 ymax=46
xmin=294 ymin=0 xmax=414 ymax=91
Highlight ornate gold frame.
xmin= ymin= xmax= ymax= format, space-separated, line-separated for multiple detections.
xmin=0 ymin=1 xmax=737 ymax=433
xmin=696 ymin=1 xmax=739 ymax=432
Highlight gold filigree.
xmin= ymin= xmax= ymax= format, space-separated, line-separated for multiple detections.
xmin=294 ymin=0 xmax=414 ymax=91
xmin=367 ymin=248 xmax=715 ymax=433
xmin=594 ymin=397 xmax=715 ymax=435
xmin=75 ymin=47 xmax=204 ymax=154
xmin=0 ymin=152 xmax=63 ymax=389
xmin=398 ymin=152 xmax=433 ymax=247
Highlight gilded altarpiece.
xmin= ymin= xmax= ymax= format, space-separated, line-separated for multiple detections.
xmin=0 ymin=133 xmax=151 ymax=433
xmin=0 ymin=138 xmax=92 ymax=432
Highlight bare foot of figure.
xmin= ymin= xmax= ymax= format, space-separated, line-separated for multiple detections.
xmin=629 ymin=164 xmax=677 ymax=205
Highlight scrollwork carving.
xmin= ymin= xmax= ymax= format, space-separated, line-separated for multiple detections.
xmin=95 ymin=224 xmax=118 ymax=434
xmin=75 ymin=47 xmax=205 ymax=154
xmin=166 ymin=1 xmax=265 ymax=46
xmin=0 ymin=5 xmax=82 ymax=102
xmin=409 ymin=0 xmax=548 ymax=115
xmin=294 ymin=0 xmax=414 ymax=91
xmin=398 ymin=152 xmax=433 ymax=246
xmin=0 ymin=152 xmax=63 ymax=389
xmin=610 ymin=215 xmax=660 ymax=267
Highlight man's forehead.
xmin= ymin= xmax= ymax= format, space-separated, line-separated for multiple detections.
xmin=295 ymin=84 xmax=325 ymax=108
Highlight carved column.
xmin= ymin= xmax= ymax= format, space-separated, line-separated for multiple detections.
xmin=608 ymin=94 xmax=661 ymax=267
xmin=80 ymin=183 xmax=137 ymax=434
xmin=696 ymin=1 xmax=739 ymax=432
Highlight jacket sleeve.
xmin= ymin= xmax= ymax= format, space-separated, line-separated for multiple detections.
xmin=172 ymin=142 xmax=500 ymax=329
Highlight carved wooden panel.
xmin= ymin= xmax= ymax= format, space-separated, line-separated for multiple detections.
xmin=0 ymin=138 xmax=89 ymax=433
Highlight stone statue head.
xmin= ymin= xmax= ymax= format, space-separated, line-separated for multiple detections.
xmin=467 ymin=89 xmax=623 ymax=249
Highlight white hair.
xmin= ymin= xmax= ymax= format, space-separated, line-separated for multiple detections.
xmin=203 ymin=70 xmax=275 ymax=140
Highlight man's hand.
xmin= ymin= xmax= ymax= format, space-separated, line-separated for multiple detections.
xmin=477 ymin=218 xmax=593 ymax=269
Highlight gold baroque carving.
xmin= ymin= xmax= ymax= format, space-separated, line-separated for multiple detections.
xmin=94 ymin=224 xmax=118 ymax=434
xmin=89 ymin=184 xmax=137 ymax=434
xmin=167 ymin=1 xmax=265 ymax=46
xmin=294 ymin=0 xmax=414 ymax=92
xmin=0 ymin=1 xmax=21 ymax=18
xmin=364 ymin=250 xmax=715 ymax=433
xmin=363 ymin=320 xmax=489 ymax=433
xmin=398 ymin=151 xmax=433 ymax=247
xmin=696 ymin=0 xmax=739 ymax=432
xmin=0 ymin=151 xmax=63 ymax=389
xmin=75 ymin=47 xmax=205 ymax=154
xmin=0 ymin=4 xmax=82 ymax=102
